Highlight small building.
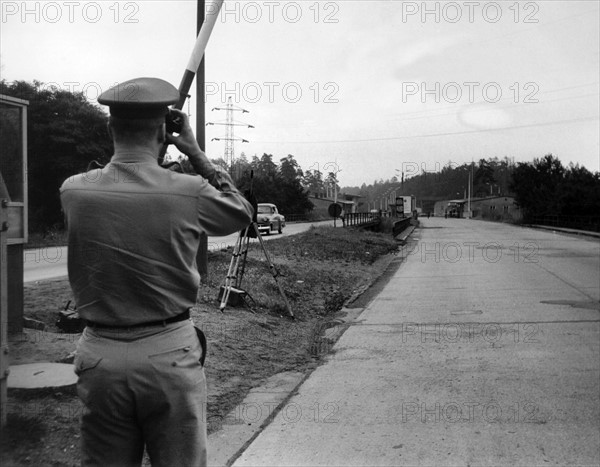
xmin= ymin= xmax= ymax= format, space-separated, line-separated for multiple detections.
xmin=434 ymin=199 xmax=465 ymax=217
xmin=470 ymin=196 xmax=521 ymax=222
xmin=339 ymin=193 xmax=362 ymax=213
xmin=308 ymin=193 xmax=362 ymax=218
xmin=434 ymin=196 xmax=521 ymax=221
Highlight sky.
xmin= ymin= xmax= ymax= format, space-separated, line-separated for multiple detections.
xmin=1 ymin=0 xmax=599 ymax=187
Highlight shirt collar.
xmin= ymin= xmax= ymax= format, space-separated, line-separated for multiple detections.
xmin=111 ymin=150 xmax=158 ymax=164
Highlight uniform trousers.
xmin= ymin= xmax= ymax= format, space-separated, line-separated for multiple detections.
xmin=74 ymin=319 xmax=207 ymax=467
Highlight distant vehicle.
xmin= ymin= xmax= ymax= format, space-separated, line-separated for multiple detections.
xmin=256 ymin=203 xmax=285 ymax=235
xmin=395 ymin=195 xmax=416 ymax=217
xmin=446 ymin=202 xmax=461 ymax=218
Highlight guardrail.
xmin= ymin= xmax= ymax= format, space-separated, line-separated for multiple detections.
xmin=528 ymin=215 xmax=600 ymax=233
xmin=344 ymin=212 xmax=379 ymax=227
xmin=392 ymin=217 xmax=412 ymax=237
xmin=344 ymin=212 xmax=413 ymax=239
xmin=284 ymin=212 xmax=415 ymax=236
xmin=284 ymin=213 xmax=310 ymax=223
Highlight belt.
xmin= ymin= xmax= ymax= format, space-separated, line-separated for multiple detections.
xmin=86 ymin=310 xmax=191 ymax=330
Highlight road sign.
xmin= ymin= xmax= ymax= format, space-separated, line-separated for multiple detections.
xmin=328 ymin=203 xmax=342 ymax=218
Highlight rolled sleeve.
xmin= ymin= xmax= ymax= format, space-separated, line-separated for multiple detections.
xmin=197 ymin=173 xmax=254 ymax=236
xmin=206 ymin=166 xmax=237 ymax=193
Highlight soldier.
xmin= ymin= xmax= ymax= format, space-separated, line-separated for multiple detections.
xmin=60 ymin=77 xmax=254 ymax=467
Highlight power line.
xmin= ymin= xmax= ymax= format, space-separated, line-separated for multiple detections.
xmin=386 ymin=82 xmax=600 ymax=121
xmin=466 ymin=6 xmax=600 ymax=47
xmin=385 ymin=92 xmax=600 ymax=124
xmin=255 ymin=115 xmax=599 ymax=145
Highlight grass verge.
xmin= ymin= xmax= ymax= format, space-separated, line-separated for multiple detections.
xmin=4 ymin=226 xmax=399 ymax=466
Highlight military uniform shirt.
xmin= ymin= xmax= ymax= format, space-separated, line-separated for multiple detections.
xmin=60 ymin=150 xmax=253 ymax=326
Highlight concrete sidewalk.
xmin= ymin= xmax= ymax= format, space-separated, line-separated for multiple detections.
xmin=231 ymin=218 xmax=600 ymax=466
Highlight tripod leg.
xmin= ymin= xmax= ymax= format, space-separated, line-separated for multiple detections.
xmin=219 ymin=234 xmax=239 ymax=311
xmin=220 ymin=226 xmax=248 ymax=311
xmin=252 ymin=223 xmax=294 ymax=319
xmin=236 ymin=231 xmax=251 ymax=289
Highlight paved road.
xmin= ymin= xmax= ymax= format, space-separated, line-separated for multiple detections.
xmin=233 ymin=217 xmax=600 ymax=466
xmin=22 ymin=220 xmax=336 ymax=283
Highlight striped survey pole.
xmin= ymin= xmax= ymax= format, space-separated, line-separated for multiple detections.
xmin=159 ymin=0 xmax=224 ymax=280
xmin=158 ymin=0 xmax=224 ymax=163
xmin=175 ymin=0 xmax=223 ymax=111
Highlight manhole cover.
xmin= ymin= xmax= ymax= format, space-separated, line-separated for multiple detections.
xmin=7 ymin=363 xmax=77 ymax=389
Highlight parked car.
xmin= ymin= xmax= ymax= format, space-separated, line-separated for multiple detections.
xmin=256 ymin=203 xmax=285 ymax=235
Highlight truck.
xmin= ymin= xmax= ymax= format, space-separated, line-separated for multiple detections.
xmin=395 ymin=195 xmax=416 ymax=217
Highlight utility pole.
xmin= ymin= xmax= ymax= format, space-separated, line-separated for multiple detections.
xmin=333 ymin=176 xmax=338 ymax=227
xmin=467 ymin=163 xmax=473 ymax=219
xmin=196 ymin=0 xmax=208 ymax=281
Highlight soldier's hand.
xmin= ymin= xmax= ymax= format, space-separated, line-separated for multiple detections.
xmin=164 ymin=109 xmax=202 ymax=157
xmin=164 ymin=109 xmax=215 ymax=178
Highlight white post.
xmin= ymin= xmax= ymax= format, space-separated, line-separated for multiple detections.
xmin=333 ymin=181 xmax=338 ymax=227
xmin=467 ymin=168 xmax=472 ymax=218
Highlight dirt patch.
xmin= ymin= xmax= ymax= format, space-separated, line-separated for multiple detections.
xmin=2 ymin=226 xmax=401 ymax=466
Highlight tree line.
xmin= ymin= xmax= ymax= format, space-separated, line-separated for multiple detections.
xmin=1 ymin=80 xmax=113 ymax=232
xmin=2 ymin=80 xmax=598 ymax=232
xmin=341 ymin=158 xmax=516 ymax=212
xmin=219 ymin=152 xmax=315 ymax=217
xmin=342 ymin=155 xmax=600 ymax=222
xmin=510 ymin=154 xmax=600 ymax=221
xmin=0 ymin=80 xmax=322 ymax=232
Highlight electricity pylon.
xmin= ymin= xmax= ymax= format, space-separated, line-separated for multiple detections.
xmin=206 ymin=97 xmax=253 ymax=177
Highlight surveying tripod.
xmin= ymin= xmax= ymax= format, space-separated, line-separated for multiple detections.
xmin=219 ymin=221 xmax=294 ymax=319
